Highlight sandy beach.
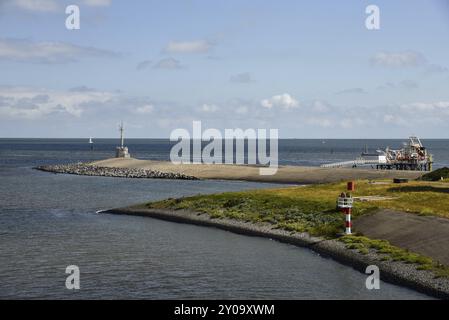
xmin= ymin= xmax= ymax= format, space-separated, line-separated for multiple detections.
xmin=90 ymin=158 xmax=423 ymax=184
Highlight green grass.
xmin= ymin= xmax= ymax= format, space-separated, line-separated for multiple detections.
xmin=147 ymin=179 xmax=449 ymax=222
xmin=145 ymin=189 xmax=345 ymax=237
xmin=143 ymin=179 xmax=449 ymax=277
xmin=339 ymin=235 xmax=449 ymax=278
xmin=421 ymin=167 xmax=449 ymax=181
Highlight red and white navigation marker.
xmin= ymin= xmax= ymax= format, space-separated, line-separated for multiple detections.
xmin=344 ymin=207 xmax=352 ymax=235
xmin=337 ymin=182 xmax=355 ymax=235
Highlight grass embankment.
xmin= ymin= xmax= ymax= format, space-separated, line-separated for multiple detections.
xmin=144 ymin=179 xmax=449 ymax=277
xmin=421 ymin=167 xmax=449 ymax=182
xmin=340 ymin=236 xmax=449 ymax=278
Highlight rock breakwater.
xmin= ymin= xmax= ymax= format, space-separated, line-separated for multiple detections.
xmin=35 ymin=163 xmax=198 ymax=180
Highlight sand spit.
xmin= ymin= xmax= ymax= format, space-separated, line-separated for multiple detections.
xmin=91 ymin=158 xmax=423 ymax=184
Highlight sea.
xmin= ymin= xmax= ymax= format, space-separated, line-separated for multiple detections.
xmin=1 ymin=138 xmax=446 ymax=299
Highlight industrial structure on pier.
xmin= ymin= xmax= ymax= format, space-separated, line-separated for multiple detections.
xmin=321 ymin=136 xmax=433 ymax=171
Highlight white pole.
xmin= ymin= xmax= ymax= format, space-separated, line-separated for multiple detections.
xmin=345 ymin=208 xmax=352 ymax=235
xmin=120 ymin=122 xmax=124 ymax=148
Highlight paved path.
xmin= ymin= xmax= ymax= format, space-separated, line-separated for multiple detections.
xmin=355 ymin=210 xmax=449 ymax=265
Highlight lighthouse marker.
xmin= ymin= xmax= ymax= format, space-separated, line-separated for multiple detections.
xmin=344 ymin=207 xmax=352 ymax=235
xmin=337 ymin=182 xmax=355 ymax=235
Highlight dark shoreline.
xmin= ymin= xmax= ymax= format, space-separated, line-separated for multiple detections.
xmin=105 ymin=207 xmax=449 ymax=299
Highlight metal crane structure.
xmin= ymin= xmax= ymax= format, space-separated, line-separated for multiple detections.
xmin=377 ymin=136 xmax=432 ymax=171
xmin=321 ymin=136 xmax=433 ymax=171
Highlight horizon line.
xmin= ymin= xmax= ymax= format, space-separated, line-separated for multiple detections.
xmin=1 ymin=137 xmax=449 ymax=140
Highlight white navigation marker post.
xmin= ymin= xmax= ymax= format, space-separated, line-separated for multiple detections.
xmin=337 ymin=192 xmax=353 ymax=235
xmin=115 ymin=121 xmax=131 ymax=158
xmin=119 ymin=122 xmax=125 ymax=148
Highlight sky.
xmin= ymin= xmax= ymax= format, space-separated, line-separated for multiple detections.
xmin=0 ymin=0 xmax=449 ymax=138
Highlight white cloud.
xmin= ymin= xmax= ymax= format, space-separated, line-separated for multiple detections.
xmin=69 ymin=86 xmax=97 ymax=92
xmin=400 ymin=101 xmax=449 ymax=112
xmin=306 ymin=117 xmax=332 ymax=128
xmin=370 ymin=51 xmax=426 ymax=68
xmin=383 ymin=114 xmax=395 ymax=123
xmin=0 ymin=86 xmax=116 ymax=119
xmin=235 ymin=106 xmax=248 ymax=114
xmin=311 ymin=100 xmax=330 ymax=113
xmin=200 ymin=103 xmax=219 ymax=112
xmin=135 ymin=104 xmax=154 ymax=114
xmin=339 ymin=118 xmax=364 ymax=129
xmin=261 ymin=93 xmax=299 ymax=110
xmin=0 ymin=38 xmax=118 ymax=64
xmin=377 ymin=80 xmax=419 ymax=90
xmin=136 ymin=60 xmax=152 ymax=71
xmin=336 ymin=88 xmax=366 ymax=95
xmin=83 ymin=0 xmax=112 ymax=6
xmin=10 ymin=0 xmax=59 ymax=12
xmin=164 ymin=40 xmax=212 ymax=54
xmin=376 ymin=101 xmax=449 ymax=127
xmin=424 ymin=64 xmax=449 ymax=75
xmin=382 ymin=113 xmax=410 ymax=126
xmin=8 ymin=0 xmax=111 ymax=12
xmin=153 ymin=57 xmax=183 ymax=69
xmin=399 ymin=80 xmax=418 ymax=89
xmin=2 ymin=85 xmax=449 ymax=138
xmin=230 ymin=72 xmax=254 ymax=83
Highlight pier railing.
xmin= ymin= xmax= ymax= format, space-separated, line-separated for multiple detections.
xmin=321 ymin=159 xmax=380 ymax=168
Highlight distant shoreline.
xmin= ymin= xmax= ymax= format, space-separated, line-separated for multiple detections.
xmin=3 ymin=137 xmax=449 ymax=140
xmin=105 ymin=206 xmax=449 ymax=299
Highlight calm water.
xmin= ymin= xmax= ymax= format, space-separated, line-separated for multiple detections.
xmin=0 ymin=139 xmax=439 ymax=299
xmin=1 ymin=138 xmax=448 ymax=168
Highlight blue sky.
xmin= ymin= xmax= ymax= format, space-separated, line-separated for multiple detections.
xmin=0 ymin=0 xmax=448 ymax=138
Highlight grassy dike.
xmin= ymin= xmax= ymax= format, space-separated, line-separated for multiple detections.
xmin=147 ymin=179 xmax=449 ymax=226
xmin=107 ymin=178 xmax=449 ymax=298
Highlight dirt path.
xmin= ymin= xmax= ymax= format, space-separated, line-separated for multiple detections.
xmin=90 ymin=158 xmax=422 ymax=184
xmin=355 ymin=210 xmax=449 ymax=265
